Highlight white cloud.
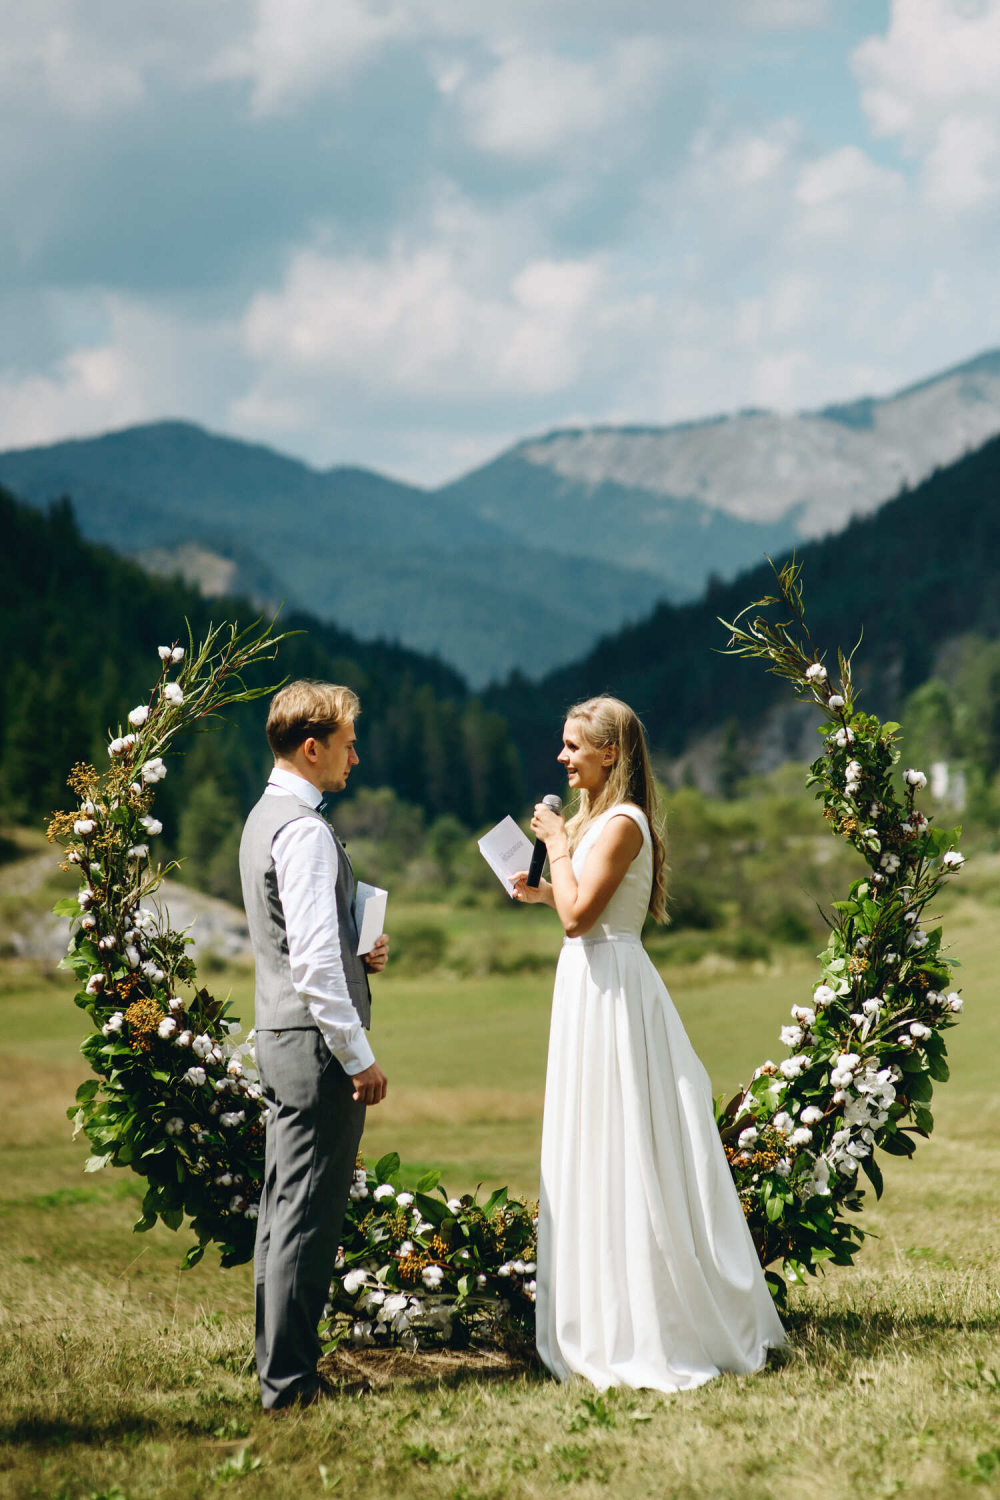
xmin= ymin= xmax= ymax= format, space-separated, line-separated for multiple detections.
xmin=853 ymin=0 xmax=1000 ymax=207
xmin=457 ymin=39 xmax=670 ymax=159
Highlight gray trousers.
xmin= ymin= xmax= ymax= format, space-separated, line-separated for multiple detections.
xmin=254 ymin=1028 xmax=366 ymax=1409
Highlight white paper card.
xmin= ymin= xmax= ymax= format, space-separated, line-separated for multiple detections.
xmin=478 ymin=816 xmax=534 ymax=897
xmin=355 ymin=882 xmax=388 ymax=956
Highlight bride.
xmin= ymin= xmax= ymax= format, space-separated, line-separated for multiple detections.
xmin=511 ymin=695 xmax=785 ymax=1392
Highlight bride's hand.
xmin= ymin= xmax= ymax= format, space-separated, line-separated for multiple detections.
xmin=510 ymin=870 xmax=550 ymax=904
xmin=531 ymin=802 xmax=567 ymax=848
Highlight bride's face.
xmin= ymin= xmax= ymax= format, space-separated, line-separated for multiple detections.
xmin=558 ymin=717 xmax=615 ymax=793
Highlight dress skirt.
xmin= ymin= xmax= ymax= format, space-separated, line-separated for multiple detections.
xmin=536 ymin=934 xmax=785 ymax=1392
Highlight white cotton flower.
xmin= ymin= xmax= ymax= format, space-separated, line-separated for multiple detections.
xmin=127 ymin=844 xmax=149 ymax=861
xmin=947 ymin=992 xmax=963 ymax=1013
xmin=906 ymin=929 xmax=928 ymax=950
xmin=73 ymin=818 xmax=96 ymax=838
xmin=215 ymin=1171 xmax=234 ymax=1187
xmin=78 ymin=888 xmax=95 ymax=909
xmin=124 ymin=944 xmax=141 ymax=970
xmin=157 ymin=1016 xmax=177 ymax=1039
xmin=497 ymin=1263 xmax=513 ymax=1278
xmin=175 ymin=1029 xmax=193 ymax=1049
xmin=900 ymin=822 xmax=914 ymax=835
xmin=422 ymin=1265 xmax=445 ymax=1290
xmin=80 ymin=912 xmax=97 ymax=930
xmin=738 ymin=1126 xmax=759 ymax=1149
xmin=164 ymin=682 xmax=184 ymax=707
xmin=775 ymin=1158 xmax=792 ymax=1178
xmin=349 ymin=1182 xmax=369 ymax=1201
xmin=772 ymin=1112 xmax=794 ymax=1135
xmin=168 ymin=996 xmax=185 ymax=1015
xmin=780 ymin=1025 xmax=804 ymax=1049
xmin=384 ymin=1294 xmax=409 ymax=1317
xmin=835 ymin=727 xmax=855 ymax=748
xmin=903 ymin=768 xmax=927 ymax=789
xmin=942 ymin=850 xmax=965 ymax=870
xmin=142 ymin=960 xmax=164 ymax=982
xmin=164 ymin=1116 xmax=185 ymax=1136
xmin=395 ymin=1192 xmax=414 ymax=1208
xmin=828 ymin=694 xmax=845 ymax=709
xmin=476 ymin=1273 xmax=487 ymax=1287
xmin=158 ymin=646 xmax=173 ymax=661
xmin=128 ymin=705 xmax=149 ymax=727
xmin=837 ymin=1052 xmax=861 ymax=1073
xmin=192 ymin=1034 xmax=213 ymax=1059
xmin=140 ymin=815 xmax=163 ymax=836
xmin=880 ymin=852 xmax=901 ymax=873
xmin=229 ymin=1193 xmax=248 ymax=1213
xmin=779 ymin=1055 xmax=808 ymax=1079
xmin=170 ymin=646 xmax=184 ymax=663
xmin=220 ymin=1110 xmax=245 ymax=1128
xmin=398 ymin=1240 xmax=414 ymax=1256
xmin=800 ymin=1105 xmax=824 ymax=1125
xmin=184 ymin=1066 xmax=207 ymax=1086
xmin=909 ymin=1021 xmax=932 ymax=1039
xmin=361 ymin=1289 xmax=386 ymax=1311
xmin=102 ymin=1010 xmax=124 ymax=1036
xmin=790 ymin=1127 xmax=813 ymax=1146
xmin=373 ymin=1184 xmax=395 ymax=1201
xmin=226 ymin=1058 xmax=244 ymax=1078
xmin=86 ymin=972 xmax=106 ymax=995
xmin=805 ymin=662 xmax=828 ymax=681
xmin=97 ymin=934 xmax=116 ymax=952
xmin=791 ymin=1006 xmax=816 ymax=1027
xmin=447 ymin=1198 xmax=463 ymax=1213
xmin=813 ymin=985 xmax=837 ymax=1007
xmin=141 ymin=757 xmax=167 ymax=783
xmin=129 ymin=782 xmax=143 ymax=796
xmin=343 ymin=1268 xmax=368 ymax=1295
xmin=244 ymin=1203 xmax=259 ymax=1220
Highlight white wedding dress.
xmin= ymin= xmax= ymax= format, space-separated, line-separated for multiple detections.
xmin=536 ymin=803 xmax=785 ymax=1392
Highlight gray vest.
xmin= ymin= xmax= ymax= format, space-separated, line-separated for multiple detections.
xmin=239 ymin=791 xmax=372 ymax=1032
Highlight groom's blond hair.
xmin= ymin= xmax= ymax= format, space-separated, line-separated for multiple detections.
xmin=266 ymin=680 xmax=361 ymax=757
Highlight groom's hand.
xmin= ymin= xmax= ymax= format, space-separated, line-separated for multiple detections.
xmin=351 ymin=1060 xmax=388 ymax=1105
xmin=363 ymin=934 xmax=389 ymax=973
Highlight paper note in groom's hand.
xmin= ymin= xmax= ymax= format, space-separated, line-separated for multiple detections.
xmin=355 ymin=882 xmax=388 ymax=956
xmin=477 ymin=816 xmax=535 ymax=897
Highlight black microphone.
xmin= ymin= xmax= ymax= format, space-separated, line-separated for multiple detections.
xmin=526 ymin=794 xmax=564 ymax=888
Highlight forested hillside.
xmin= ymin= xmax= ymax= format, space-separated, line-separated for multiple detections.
xmin=490 ymin=434 xmax=1000 ymax=795
xmin=0 ymin=488 xmax=521 ymax=897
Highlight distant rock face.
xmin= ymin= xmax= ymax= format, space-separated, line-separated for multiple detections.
xmin=514 ymin=351 xmax=1000 ymax=538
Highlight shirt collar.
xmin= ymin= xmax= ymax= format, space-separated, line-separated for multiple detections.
xmin=267 ymin=765 xmax=323 ymax=809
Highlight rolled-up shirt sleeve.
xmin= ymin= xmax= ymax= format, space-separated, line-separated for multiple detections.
xmin=271 ymin=816 xmax=375 ymax=1076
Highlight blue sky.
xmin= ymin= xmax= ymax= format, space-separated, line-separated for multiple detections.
xmin=2 ymin=0 xmax=1000 ymax=483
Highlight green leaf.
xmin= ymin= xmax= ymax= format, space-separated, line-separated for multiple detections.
xmin=416 ymin=1169 xmax=441 ymax=1194
xmin=52 ymin=896 xmax=83 ymax=918
xmin=908 ymin=1070 xmax=933 ymax=1104
xmin=414 ymin=1192 xmax=449 ymax=1228
xmin=75 ymin=1079 xmax=99 ymax=1103
xmin=161 ymin=1207 xmax=184 ymax=1231
xmin=133 ymin=1212 xmax=157 ymax=1233
xmin=84 ymin=1151 xmax=114 ymax=1172
xmin=861 ymin=1155 xmax=884 ymax=1200
xmin=375 ymin=1151 xmax=400 ymax=1184
xmin=927 ymin=1053 xmax=950 ymax=1083
xmin=182 ymin=1243 xmax=205 ymax=1270
xmin=765 ymin=1194 xmax=785 ymax=1223
xmin=913 ymin=1106 xmax=934 ymax=1134
xmin=880 ymin=1131 xmax=915 ymax=1157
xmin=482 ymin=1187 xmax=508 ymax=1216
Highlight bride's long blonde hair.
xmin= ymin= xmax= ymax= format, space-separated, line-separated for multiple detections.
xmin=562 ymin=695 xmax=668 ymax=924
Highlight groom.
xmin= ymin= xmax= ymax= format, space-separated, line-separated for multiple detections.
xmin=239 ymin=679 xmax=389 ymax=1410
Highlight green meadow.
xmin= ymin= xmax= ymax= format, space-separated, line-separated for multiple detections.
xmin=0 ymin=882 xmax=998 ymax=1499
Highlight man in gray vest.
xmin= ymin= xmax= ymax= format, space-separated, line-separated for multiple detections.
xmin=240 ymin=679 xmax=389 ymax=1410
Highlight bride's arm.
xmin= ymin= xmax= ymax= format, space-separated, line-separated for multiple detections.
xmin=514 ymin=806 xmax=641 ymax=936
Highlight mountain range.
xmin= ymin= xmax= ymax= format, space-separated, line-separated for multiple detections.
xmin=3 ymin=347 xmax=1000 ymax=687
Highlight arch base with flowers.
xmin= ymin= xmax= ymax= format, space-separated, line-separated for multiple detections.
xmin=53 ymin=571 xmax=964 ymax=1349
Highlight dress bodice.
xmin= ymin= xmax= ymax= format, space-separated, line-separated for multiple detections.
xmin=568 ymin=803 xmax=652 ymax=942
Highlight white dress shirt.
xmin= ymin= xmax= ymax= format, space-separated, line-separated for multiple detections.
xmin=264 ymin=767 xmax=375 ymax=1076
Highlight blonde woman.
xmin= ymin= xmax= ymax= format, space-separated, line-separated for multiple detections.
xmin=512 ymin=696 xmax=784 ymax=1393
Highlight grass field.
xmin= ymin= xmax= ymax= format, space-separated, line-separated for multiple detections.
xmin=0 ymin=885 xmax=998 ymax=1499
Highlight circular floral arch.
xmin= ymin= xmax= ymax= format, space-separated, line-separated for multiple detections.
xmin=53 ymin=571 xmax=964 ymax=1348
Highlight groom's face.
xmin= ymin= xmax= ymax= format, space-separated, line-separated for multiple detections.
xmin=313 ymin=719 xmax=359 ymax=793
